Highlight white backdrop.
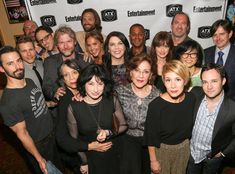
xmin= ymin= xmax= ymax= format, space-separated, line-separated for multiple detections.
xmin=25 ymin=0 xmax=228 ymax=49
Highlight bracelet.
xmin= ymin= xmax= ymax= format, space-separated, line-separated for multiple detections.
xmin=220 ymin=152 xmax=225 ymax=157
xmin=107 ymin=130 xmax=113 ymax=137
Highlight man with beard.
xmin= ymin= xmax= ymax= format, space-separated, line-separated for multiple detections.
xmin=0 ymin=46 xmax=59 ymax=174
xmin=170 ymin=12 xmax=203 ymax=58
xmin=43 ymin=26 xmax=89 ymax=101
xmin=128 ymin=23 xmax=150 ymax=58
xmin=187 ymin=63 xmax=235 ymax=174
xmin=75 ymin=8 xmax=103 ymax=52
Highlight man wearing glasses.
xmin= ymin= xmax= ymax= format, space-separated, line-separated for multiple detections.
xmin=35 ymin=26 xmax=59 ymax=60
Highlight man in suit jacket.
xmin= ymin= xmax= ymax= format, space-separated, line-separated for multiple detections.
xmin=204 ymin=19 xmax=235 ymax=101
xmin=187 ymin=63 xmax=235 ymax=174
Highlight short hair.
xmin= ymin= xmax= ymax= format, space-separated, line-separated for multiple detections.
xmin=201 ymin=63 xmax=226 ymax=79
xmin=126 ymin=53 xmax=156 ymax=84
xmin=150 ymin=31 xmax=173 ymax=62
xmin=0 ymin=46 xmax=19 ymax=66
xmin=103 ymin=31 xmax=130 ymax=72
xmin=162 ymin=60 xmax=190 ymax=85
xmin=58 ymin=59 xmax=81 ymax=88
xmin=16 ymin=36 xmax=34 ymax=51
xmin=171 ymin=12 xmax=191 ymax=34
xmin=81 ymin=8 xmax=102 ymax=32
xmin=129 ymin=23 xmax=145 ymax=34
xmin=78 ymin=64 xmax=113 ymax=97
xmin=85 ymin=30 xmax=104 ymax=45
xmin=54 ymin=26 xmax=77 ymax=45
xmin=175 ymin=39 xmax=203 ymax=67
xmin=211 ymin=19 xmax=233 ymax=36
xmin=35 ymin=26 xmax=53 ymax=42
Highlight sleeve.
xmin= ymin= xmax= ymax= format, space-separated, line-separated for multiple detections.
xmin=112 ymin=95 xmax=128 ymax=135
xmin=227 ymin=5 xmax=235 ymax=22
xmin=55 ymin=102 xmax=88 ymax=153
xmin=42 ymin=58 xmax=59 ymax=100
xmin=0 ymin=104 xmax=25 ymax=127
xmin=143 ymin=100 xmax=161 ymax=147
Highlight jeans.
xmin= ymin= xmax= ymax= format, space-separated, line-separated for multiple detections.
xmin=47 ymin=161 xmax=63 ymax=174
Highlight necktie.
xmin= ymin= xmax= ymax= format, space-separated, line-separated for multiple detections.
xmin=32 ymin=66 xmax=43 ymax=86
xmin=216 ymin=51 xmax=224 ymax=66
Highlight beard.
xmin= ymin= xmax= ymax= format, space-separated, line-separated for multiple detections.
xmin=5 ymin=68 xmax=25 ymax=80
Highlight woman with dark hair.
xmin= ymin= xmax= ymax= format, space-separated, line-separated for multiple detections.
xmin=56 ymin=59 xmax=82 ymax=173
xmin=116 ymin=53 xmax=160 ymax=174
xmin=66 ymin=64 xmax=127 ymax=174
xmin=103 ymin=31 xmax=130 ymax=87
xmin=85 ymin=31 xmax=104 ymax=65
xmin=175 ymin=39 xmax=203 ymax=91
xmin=150 ymin=31 xmax=173 ymax=92
xmin=144 ymin=60 xmax=195 ymax=174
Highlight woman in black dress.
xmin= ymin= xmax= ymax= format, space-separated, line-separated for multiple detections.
xmin=67 ymin=64 xmax=127 ymax=174
xmin=144 ymin=60 xmax=195 ymax=174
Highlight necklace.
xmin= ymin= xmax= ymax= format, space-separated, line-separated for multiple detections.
xmin=86 ymin=100 xmax=102 ymax=134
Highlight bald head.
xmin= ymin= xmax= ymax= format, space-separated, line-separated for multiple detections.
xmin=23 ymin=20 xmax=38 ymax=41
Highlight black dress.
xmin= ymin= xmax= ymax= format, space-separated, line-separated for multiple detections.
xmin=67 ymin=96 xmax=127 ymax=174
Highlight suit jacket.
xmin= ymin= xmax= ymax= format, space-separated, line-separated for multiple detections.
xmin=204 ymin=44 xmax=235 ymax=101
xmin=191 ymin=87 xmax=235 ymax=159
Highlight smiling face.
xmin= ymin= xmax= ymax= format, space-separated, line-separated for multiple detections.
xmin=155 ymin=43 xmax=170 ymax=59
xmin=163 ymin=71 xmax=185 ymax=99
xmin=62 ymin=64 xmax=79 ymax=90
xmin=57 ymin=33 xmax=76 ymax=58
xmin=82 ymin=12 xmax=96 ymax=32
xmin=130 ymin=60 xmax=152 ymax=89
xmin=212 ymin=26 xmax=232 ymax=50
xmin=171 ymin=14 xmax=189 ymax=39
xmin=180 ymin=48 xmax=198 ymax=68
xmin=0 ymin=51 xmax=24 ymax=80
xmin=36 ymin=30 xmax=54 ymax=51
xmin=86 ymin=36 xmax=103 ymax=58
xmin=85 ymin=76 xmax=105 ymax=102
xmin=18 ymin=42 xmax=36 ymax=64
xmin=201 ymin=69 xmax=225 ymax=100
xmin=129 ymin=26 xmax=145 ymax=48
xmin=108 ymin=36 xmax=126 ymax=61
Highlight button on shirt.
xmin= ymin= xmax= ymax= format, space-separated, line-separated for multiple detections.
xmin=190 ymin=92 xmax=224 ymax=163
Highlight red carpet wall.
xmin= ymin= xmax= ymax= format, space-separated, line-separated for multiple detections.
xmin=25 ymin=0 xmax=227 ymax=48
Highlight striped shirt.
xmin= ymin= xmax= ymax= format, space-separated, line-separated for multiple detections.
xmin=190 ymin=92 xmax=224 ymax=163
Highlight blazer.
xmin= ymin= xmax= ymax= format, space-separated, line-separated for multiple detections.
xmin=204 ymin=44 xmax=235 ymax=101
xmin=191 ymin=87 xmax=235 ymax=159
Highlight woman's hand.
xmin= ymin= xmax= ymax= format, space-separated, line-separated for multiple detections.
xmin=150 ymin=160 xmax=161 ymax=174
xmin=80 ymin=164 xmax=88 ymax=174
xmin=88 ymin=141 xmax=112 ymax=152
xmin=97 ymin=129 xmax=108 ymax=142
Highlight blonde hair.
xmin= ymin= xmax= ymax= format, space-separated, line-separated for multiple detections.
xmin=162 ymin=60 xmax=190 ymax=85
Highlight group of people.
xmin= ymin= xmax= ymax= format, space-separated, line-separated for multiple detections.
xmin=0 ymin=7 xmax=235 ymax=174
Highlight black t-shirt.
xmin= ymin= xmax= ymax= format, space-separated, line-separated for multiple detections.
xmin=144 ymin=92 xmax=195 ymax=147
xmin=0 ymin=78 xmax=53 ymax=142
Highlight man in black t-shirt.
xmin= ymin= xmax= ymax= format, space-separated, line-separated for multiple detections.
xmin=0 ymin=46 xmax=57 ymax=174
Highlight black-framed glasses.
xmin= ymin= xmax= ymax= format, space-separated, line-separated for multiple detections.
xmin=38 ymin=33 xmax=51 ymax=44
xmin=182 ymin=52 xmax=197 ymax=59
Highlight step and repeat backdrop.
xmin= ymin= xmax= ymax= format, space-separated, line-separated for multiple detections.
xmin=25 ymin=0 xmax=228 ymax=49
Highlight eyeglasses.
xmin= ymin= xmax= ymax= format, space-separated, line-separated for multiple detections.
xmin=38 ymin=33 xmax=51 ymax=44
xmin=182 ymin=52 xmax=197 ymax=59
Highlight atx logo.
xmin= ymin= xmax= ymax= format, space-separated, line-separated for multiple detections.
xmin=40 ymin=15 xmax=56 ymax=27
xmin=166 ymin=4 xmax=183 ymax=17
xmin=67 ymin=0 xmax=83 ymax=4
xmin=101 ymin=9 xmax=117 ymax=22
xmin=198 ymin=26 xmax=211 ymax=38
xmin=144 ymin=29 xmax=150 ymax=40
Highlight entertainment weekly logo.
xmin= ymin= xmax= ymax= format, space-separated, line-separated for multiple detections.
xmin=198 ymin=26 xmax=212 ymax=38
xmin=40 ymin=15 xmax=57 ymax=27
xmin=166 ymin=4 xmax=183 ymax=17
xmin=30 ymin=0 xmax=56 ymax=6
xmin=101 ymin=9 xmax=117 ymax=22
xmin=67 ymin=0 xmax=83 ymax=4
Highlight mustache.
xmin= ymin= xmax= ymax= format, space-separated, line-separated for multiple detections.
xmin=14 ymin=68 xmax=24 ymax=73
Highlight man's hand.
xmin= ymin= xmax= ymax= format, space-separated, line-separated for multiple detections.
xmin=80 ymin=164 xmax=88 ymax=174
xmin=38 ymin=157 xmax=48 ymax=174
xmin=150 ymin=160 xmax=161 ymax=174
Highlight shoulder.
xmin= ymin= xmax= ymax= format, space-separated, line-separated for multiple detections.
xmin=44 ymin=54 xmax=62 ymax=64
xmin=115 ymin=83 xmax=131 ymax=94
xmin=204 ymin=46 xmax=215 ymax=53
